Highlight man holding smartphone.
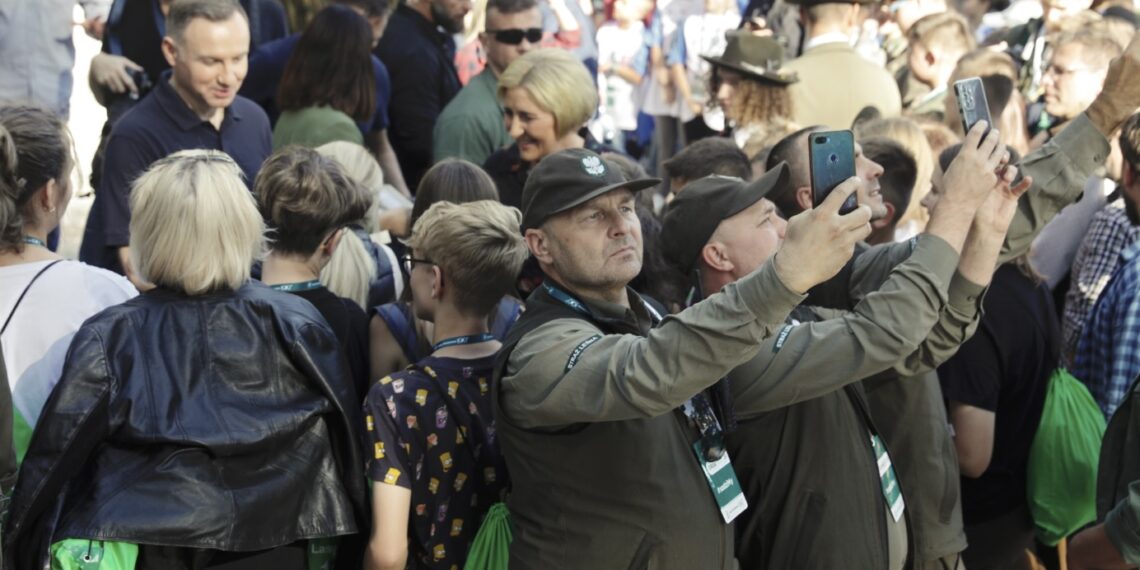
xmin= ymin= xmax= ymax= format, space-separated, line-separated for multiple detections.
xmin=758 ymin=32 xmax=1140 ymax=570
xmin=492 ymin=148 xmax=871 ymax=569
xmin=661 ymin=124 xmax=1025 ymax=569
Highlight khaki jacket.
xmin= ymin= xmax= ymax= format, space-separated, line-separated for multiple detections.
xmin=817 ymin=113 xmax=1111 ymax=562
xmin=785 ymin=42 xmax=903 ymax=129
xmin=729 ymin=234 xmax=985 ymax=570
xmin=494 ymin=261 xmax=804 ymax=570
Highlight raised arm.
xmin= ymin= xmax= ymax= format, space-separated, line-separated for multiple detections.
xmin=501 ymin=183 xmax=873 ymax=428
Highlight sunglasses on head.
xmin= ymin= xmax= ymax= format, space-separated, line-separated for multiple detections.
xmin=486 ymin=27 xmax=543 ymax=45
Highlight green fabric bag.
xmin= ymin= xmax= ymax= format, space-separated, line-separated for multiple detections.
xmin=50 ymin=540 xmax=139 ymax=570
xmin=1027 ymin=368 xmax=1107 ymax=546
xmin=464 ymin=502 xmax=511 ymax=570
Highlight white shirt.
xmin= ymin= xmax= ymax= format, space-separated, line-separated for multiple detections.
xmin=803 ymin=32 xmax=853 ymax=52
xmin=0 ymin=260 xmax=136 ymax=451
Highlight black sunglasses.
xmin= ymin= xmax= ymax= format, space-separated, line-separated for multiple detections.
xmin=486 ymin=27 xmax=543 ymax=45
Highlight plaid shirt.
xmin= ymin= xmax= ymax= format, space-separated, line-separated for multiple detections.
xmin=1063 ymin=200 xmax=1140 ymax=366
xmin=1074 ymin=240 xmax=1140 ymax=419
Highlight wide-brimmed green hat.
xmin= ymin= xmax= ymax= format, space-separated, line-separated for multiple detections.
xmin=701 ymin=32 xmax=798 ymax=85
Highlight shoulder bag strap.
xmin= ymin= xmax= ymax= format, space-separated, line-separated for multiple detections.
xmin=1 ymin=260 xmax=63 ymax=336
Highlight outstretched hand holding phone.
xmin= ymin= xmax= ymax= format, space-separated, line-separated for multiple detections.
xmin=775 ymin=178 xmax=872 ymax=294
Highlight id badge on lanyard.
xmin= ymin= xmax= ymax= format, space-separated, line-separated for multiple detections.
xmin=683 ymin=395 xmax=747 ymax=524
xmin=871 ymin=433 xmax=905 ymax=522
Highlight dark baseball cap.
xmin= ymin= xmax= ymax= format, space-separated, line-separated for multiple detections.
xmin=521 ymin=148 xmax=661 ymax=230
xmin=661 ymin=162 xmax=791 ymax=276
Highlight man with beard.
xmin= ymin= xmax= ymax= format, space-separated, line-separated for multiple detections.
xmin=375 ymin=0 xmax=470 ymax=187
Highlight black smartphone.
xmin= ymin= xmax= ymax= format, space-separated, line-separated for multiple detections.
xmin=809 ymin=130 xmax=858 ymax=215
xmin=954 ymin=77 xmax=991 ymax=142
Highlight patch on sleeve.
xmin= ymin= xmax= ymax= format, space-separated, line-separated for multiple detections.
xmin=773 ymin=325 xmax=795 ymax=353
xmin=566 ymin=334 xmax=603 ymax=372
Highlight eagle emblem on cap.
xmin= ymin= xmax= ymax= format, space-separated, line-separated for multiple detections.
xmin=582 ymin=155 xmax=606 ymax=176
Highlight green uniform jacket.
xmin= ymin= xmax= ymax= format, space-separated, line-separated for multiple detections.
xmin=494 ymin=261 xmax=804 ymax=570
xmin=432 ymin=69 xmax=514 ymax=166
xmin=817 ymin=113 xmax=1110 ymax=562
xmin=784 ymin=42 xmax=903 ymax=129
xmin=1096 ymin=376 xmax=1140 ymax=564
xmin=729 ymin=234 xmax=985 ymax=569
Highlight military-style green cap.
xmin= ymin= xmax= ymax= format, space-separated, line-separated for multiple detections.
xmin=521 ymin=148 xmax=661 ymax=230
xmin=661 ymin=162 xmax=791 ymax=276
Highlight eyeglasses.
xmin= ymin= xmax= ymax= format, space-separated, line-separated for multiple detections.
xmin=400 ymin=254 xmax=434 ymax=274
xmin=485 ymin=27 xmax=543 ymax=45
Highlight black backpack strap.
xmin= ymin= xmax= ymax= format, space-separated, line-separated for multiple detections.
xmin=2 ymin=260 xmax=63 ymax=336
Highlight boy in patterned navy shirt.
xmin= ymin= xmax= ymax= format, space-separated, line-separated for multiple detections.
xmin=364 ymin=200 xmax=529 ymax=569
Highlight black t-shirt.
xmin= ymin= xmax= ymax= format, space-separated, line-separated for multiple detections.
xmin=937 ymin=264 xmax=1056 ymax=525
xmin=293 ymin=287 xmax=371 ymax=403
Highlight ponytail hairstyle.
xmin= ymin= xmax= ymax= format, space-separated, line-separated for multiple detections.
xmin=0 ymin=106 xmax=71 ymax=253
xmin=316 ymin=141 xmax=385 ymax=309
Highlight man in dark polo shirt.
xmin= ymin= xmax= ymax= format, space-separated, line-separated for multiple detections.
xmin=241 ymin=0 xmax=410 ymax=195
xmin=80 ymin=0 xmax=271 ymax=287
xmin=375 ymin=0 xmax=469 ymax=188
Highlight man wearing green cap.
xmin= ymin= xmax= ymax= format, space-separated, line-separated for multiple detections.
xmin=492 ymin=147 xmax=872 ymax=568
xmin=660 ymin=124 xmax=1027 ymax=569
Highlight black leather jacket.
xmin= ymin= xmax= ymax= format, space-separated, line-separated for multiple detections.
xmin=4 ymin=283 xmax=368 ymax=569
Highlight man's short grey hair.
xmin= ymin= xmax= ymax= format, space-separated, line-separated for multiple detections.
xmin=166 ymin=0 xmax=248 ymax=43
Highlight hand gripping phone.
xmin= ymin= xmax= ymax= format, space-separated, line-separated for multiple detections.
xmin=809 ymin=130 xmax=858 ymax=215
xmin=953 ymin=77 xmax=992 ymax=142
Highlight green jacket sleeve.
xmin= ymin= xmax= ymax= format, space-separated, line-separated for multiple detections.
xmin=729 ymin=234 xmax=971 ymax=417
xmin=1104 ymin=479 xmax=1140 ymax=564
xmin=840 ymin=115 xmax=1107 ymax=302
xmin=501 ymin=261 xmax=806 ymax=429
xmin=888 ymin=271 xmax=986 ymax=376
xmin=1000 ymin=113 xmax=1110 ymax=263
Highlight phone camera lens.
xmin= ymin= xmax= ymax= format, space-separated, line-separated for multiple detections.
xmin=829 ymin=154 xmax=838 ymax=163
xmin=815 ymin=136 xmax=828 ymax=144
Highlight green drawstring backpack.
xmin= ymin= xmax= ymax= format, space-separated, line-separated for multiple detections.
xmin=1026 ymin=368 xmax=1107 ymax=546
xmin=464 ymin=502 xmax=512 ymax=570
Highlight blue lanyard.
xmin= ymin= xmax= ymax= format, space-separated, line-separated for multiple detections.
xmin=269 ymin=279 xmax=322 ymax=292
xmin=543 ymin=282 xmax=592 ymax=317
xmin=432 ymin=333 xmax=496 ymax=351
xmin=543 ymin=281 xmax=661 ymax=324
xmin=22 ymin=236 xmax=46 ymax=248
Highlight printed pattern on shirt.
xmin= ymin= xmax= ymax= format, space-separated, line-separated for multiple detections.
xmin=1063 ymin=201 xmax=1140 ymax=365
xmin=364 ymin=357 xmax=507 ymax=569
xmin=1074 ymin=240 xmax=1140 ymax=419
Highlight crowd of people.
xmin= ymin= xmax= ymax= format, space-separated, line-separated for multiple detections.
xmin=3 ymin=0 xmax=1140 ymax=567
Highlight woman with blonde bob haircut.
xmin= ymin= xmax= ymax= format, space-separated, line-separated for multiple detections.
xmin=8 ymin=149 xmax=369 ymax=569
xmin=129 ymin=150 xmax=264 ymax=294
xmin=484 ymin=48 xmax=608 ymax=207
